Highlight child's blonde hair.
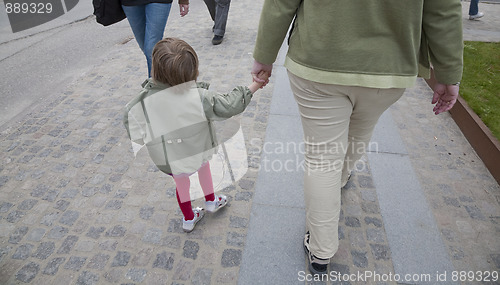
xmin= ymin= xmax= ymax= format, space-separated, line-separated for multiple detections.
xmin=152 ymin=37 xmax=199 ymax=86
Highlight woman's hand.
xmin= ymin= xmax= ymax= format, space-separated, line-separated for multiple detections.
xmin=425 ymin=67 xmax=459 ymax=115
xmin=432 ymin=83 xmax=459 ymax=115
xmin=251 ymin=60 xmax=272 ymax=87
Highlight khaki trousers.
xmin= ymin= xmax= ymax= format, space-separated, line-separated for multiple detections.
xmin=288 ymin=71 xmax=405 ymax=259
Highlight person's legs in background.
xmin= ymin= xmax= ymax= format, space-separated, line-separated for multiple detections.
xmin=212 ymin=0 xmax=230 ymax=38
xmin=122 ymin=5 xmax=146 ymax=55
xmin=144 ymin=3 xmax=171 ymax=76
xmin=123 ymin=3 xmax=171 ymax=77
xmin=203 ymin=0 xmax=216 ymax=23
xmin=469 ymin=0 xmax=484 ymax=20
xmin=203 ymin=0 xmax=230 ymax=45
xmin=469 ymin=0 xmax=479 ymax=15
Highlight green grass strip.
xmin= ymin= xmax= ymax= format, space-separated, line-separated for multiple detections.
xmin=461 ymin=41 xmax=500 ymax=141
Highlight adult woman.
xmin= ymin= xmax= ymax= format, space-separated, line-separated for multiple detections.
xmin=122 ymin=0 xmax=189 ymax=77
xmin=252 ymin=0 xmax=463 ymax=275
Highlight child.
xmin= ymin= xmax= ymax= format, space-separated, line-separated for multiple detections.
xmin=124 ymin=37 xmax=268 ymax=232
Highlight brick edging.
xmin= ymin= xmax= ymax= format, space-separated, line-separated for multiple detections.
xmin=449 ymin=96 xmax=500 ymax=185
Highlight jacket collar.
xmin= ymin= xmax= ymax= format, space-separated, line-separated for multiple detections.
xmin=141 ymin=79 xmax=206 ymax=91
xmin=141 ymin=78 xmax=171 ymax=90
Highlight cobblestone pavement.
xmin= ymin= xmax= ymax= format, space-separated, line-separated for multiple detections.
xmin=0 ymin=1 xmax=499 ymax=285
xmin=0 ymin=1 xmax=272 ymax=284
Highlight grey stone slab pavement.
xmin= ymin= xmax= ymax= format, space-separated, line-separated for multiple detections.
xmin=1 ymin=1 xmax=500 ymax=285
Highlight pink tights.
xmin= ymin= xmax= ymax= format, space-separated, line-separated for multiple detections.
xmin=174 ymin=162 xmax=215 ymax=220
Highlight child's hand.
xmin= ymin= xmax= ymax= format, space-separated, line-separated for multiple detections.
xmin=248 ymin=71 xmax=270 ymax=94
xmin=256 ymin=70 xmax=269 ymax=82
xmin=255 ymin=71 xmax=270 ymax=89
xmin=251 ymin=60 xmax=272 ymax=84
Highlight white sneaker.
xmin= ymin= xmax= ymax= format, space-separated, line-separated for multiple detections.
xmin=469 ymin=12 xmax=484 ymax=20
xmin=205 ymin=194 xmax=228 ymax=213
xmin=182 ymin=207 xmax=205 ymax=232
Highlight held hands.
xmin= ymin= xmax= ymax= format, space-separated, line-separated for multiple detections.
xmin=248 ymin=71 xmax=270 ymax=94
xmin=255 ymin=71 xmax=270 ymax=86
xmin=251 ymin=60 xmax=272 ymax=88
xmin=179 ymin=4 xmax=189 ymax=17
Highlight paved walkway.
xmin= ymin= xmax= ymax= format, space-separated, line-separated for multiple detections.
xmin=0 ymin=1 xmax=499 ymax=285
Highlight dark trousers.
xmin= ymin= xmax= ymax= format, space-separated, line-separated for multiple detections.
xmin=203 ymin=0 xmax=231 ymax=37
xmin=469 ymin=0 xmax=479 ymax=15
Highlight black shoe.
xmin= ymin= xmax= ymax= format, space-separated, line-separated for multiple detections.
xmin=212 ymin=35 xmax=223 ymax=45
xmin=303 ymin=232 xmax=329 ymax=275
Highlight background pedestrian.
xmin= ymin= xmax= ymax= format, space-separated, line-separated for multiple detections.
xmin=122 ymin=0 xmax=190 ymax=76
xmin=203 ymin=0 xmax=231 ymax=45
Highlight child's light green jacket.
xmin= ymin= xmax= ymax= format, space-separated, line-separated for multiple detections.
xmin=123 ymin=79 xmax=252 ymax=175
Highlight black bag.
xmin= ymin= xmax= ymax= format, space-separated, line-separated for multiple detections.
xmin=93 ymin=0 xmax=126 ymax=26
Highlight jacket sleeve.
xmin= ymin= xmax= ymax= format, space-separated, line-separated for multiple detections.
xmin=421 ymin=0 xmax=463 ymax=84
xmin=253 ymin=0 xmax=303 ymax=64
xmin=201 ymin=86 xmax=253 ymax=120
